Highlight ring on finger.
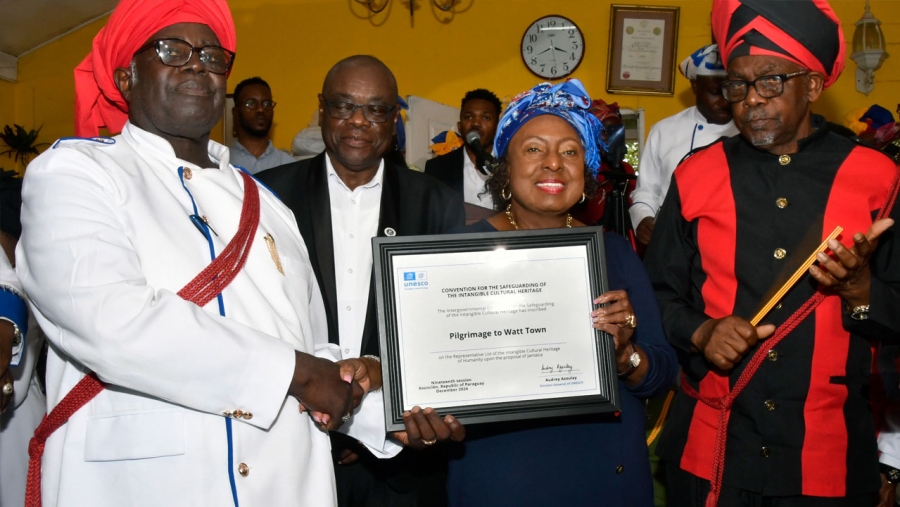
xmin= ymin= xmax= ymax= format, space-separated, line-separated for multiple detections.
xmin=624 ymin=314 xmax=636 ymax=329
xmin=1 ymin=383 xmax=12 ymax=396
xmin=421 ymin=438 xmax=437 ymax=446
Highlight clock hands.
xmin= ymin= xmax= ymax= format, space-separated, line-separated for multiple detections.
xmin=523 ymin=16 xmax=582 ymax=79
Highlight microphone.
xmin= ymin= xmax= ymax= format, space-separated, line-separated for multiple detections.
xmin=604 ymin=124 xmax=628 ymax=172
xmin=465 ymin=130 xmax=497 ymax=175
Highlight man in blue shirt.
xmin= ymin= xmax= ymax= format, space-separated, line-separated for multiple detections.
xmin=229 ymin=77 xmax=296 ymax=174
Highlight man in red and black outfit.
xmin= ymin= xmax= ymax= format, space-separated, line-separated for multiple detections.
xmin=646 ymin=1 xmax=900 ymax=505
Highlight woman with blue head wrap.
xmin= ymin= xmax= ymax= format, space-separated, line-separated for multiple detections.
xmin=485 ymin=79 xmax=606 ymax=215
xmin=446 ymin=80 xmax=677 ymax=506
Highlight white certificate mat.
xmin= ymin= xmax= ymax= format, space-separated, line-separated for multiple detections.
xmin=374 ymin=227 xmax=620 ymax=429
xmin=393 ymin=246 xmax=600 ymax=410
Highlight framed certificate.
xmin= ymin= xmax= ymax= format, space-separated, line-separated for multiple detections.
xmin=373 ymin=227 xmax=620 ymax=431
xmin=606 ymin=4 xmax=680 ymax=96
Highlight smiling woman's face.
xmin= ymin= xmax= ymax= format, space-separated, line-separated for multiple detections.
xmin=506 ymin=114 xmax=586 ymax=217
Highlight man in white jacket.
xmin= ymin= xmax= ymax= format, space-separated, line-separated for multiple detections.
xmin=629 ymin=44 xmax=739 ymax=247
xmin=16 ymin=1 xmax=379 ymax=505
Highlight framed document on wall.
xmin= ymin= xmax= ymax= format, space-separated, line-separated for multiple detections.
xmin=373 ymin=228 xmax=621 ymax=431
xmin=606 ymin=5 xmax=680 ymax=96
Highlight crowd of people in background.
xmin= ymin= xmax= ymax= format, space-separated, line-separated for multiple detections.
xmin=1 ymin=0 xmax=900 ymax=506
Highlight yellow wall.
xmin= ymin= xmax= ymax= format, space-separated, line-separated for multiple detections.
xmin=2 ymin=0 xmax=899 ymax=167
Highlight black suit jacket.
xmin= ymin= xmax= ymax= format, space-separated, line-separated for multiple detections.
xmin=423 ymin=148 xmax=465 ymax=200
xmin=258 ymin=152 xmax=465 ymax=357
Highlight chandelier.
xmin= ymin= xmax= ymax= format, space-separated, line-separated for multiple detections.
xmin=353 ymin=0 xmax=464 ymax=21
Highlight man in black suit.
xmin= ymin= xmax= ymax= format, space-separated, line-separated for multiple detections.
xmin=257 ymin=55 xmax=464 ymax=507
xmin=424 ymin=88 xmax=501 ymax=211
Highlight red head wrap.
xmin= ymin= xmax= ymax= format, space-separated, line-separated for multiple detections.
xmin=74 ymin=0 xmax=236 ymax=137
xmin=589 ymin=99 xmax=621 ymax=124
xmin=712 ymin=0 xmax=845 ymax=88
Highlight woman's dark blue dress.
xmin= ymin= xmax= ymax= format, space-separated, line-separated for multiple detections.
xmin=445 ymin=220 xmax=677 ymax=507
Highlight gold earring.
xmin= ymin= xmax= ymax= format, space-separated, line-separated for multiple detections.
xmin=501 ymin=187 xmax=511 ymax=201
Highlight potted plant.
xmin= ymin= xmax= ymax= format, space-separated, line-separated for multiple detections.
xmin=1 ymin=124 xmax=49 ymax=175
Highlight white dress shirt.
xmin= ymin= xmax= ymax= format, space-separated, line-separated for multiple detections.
xmin=462 ymin=149 xmax=494 ymax=209
xmin=629 ymin=106 xmax=739 ymax=228
xmin=879 ymin=406 xmax=900 ymax=470
xmin=325 ymin=155 xmax=403 ymax=458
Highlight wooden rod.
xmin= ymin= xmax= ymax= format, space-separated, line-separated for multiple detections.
xmin=749 ymin=225 xmax=843 ymax=326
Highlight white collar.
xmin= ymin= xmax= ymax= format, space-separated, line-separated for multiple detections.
xmin=324 ymin=153 xmax=385 ymax=192
xmin=123 ymin=121 xmax=232 ymax=171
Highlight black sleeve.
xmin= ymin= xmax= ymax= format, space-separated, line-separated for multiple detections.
xmin=844 ymin=186 xmax=900 ymax=342
xmin=440 ymin=191 xmax=466 ymax=232
xmin=642 ymin=178 xmax=710 ymax=355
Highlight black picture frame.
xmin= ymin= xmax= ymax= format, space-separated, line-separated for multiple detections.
xmin=373 ymin=227 xmax=620 ymax=431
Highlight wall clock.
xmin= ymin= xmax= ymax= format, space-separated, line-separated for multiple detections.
xmin=521 ymin=15 xmax=585 ymax=80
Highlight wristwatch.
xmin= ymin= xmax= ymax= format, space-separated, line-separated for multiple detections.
xmin=880 ymin=463 xmax=900 ymax=484
xmin=849 ymin=304 xmax=870 ymax=321
xmin=618 ymin=343 xmax=641 ymax=379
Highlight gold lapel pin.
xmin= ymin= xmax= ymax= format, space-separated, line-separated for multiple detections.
xmin=264 ymin=233 xmax=284 ymax=275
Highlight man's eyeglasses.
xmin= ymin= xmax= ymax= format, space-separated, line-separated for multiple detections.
xmin=241 ymin=99 xmax=276 ymax=111
xmin=721 ymin=71 xmax=809 ymax=103
xmin=133 ymin=39 xmax=235 ymax=75
xmin=322 ymin=98 xmax=397 ymax=123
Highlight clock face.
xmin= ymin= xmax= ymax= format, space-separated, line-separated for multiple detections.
xmin=521 ymin=15 xmax=585 ymax=79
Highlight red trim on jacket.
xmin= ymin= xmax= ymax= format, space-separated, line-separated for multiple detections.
xmin=674 ymin=144 xmax=737 ymax=479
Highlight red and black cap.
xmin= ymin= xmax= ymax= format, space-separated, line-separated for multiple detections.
xmin=712 ymin=0 xmax=845 ymax=88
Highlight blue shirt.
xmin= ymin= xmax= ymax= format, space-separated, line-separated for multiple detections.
xmin=228 ymin=139 xmax=296 ymax=175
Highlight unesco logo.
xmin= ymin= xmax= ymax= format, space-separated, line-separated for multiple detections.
xmin=402 ymin=271 xmax=428 ymax=290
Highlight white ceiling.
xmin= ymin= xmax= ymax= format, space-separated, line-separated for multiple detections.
xmin=0 ymin=0 xmax=115 ymax=57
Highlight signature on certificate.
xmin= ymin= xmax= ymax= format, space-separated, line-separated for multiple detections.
xmin=541 ymin=363 xmax=574 ymax=374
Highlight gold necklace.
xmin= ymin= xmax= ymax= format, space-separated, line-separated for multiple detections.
xmin=505 ymin=203 xmax=572 ymax=230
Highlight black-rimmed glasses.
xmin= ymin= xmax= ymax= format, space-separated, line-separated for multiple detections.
xmin=133 ymin=39 xmax=235 ymax=75
xmin=323 ymin=98 xmax=397 ymax=123
xmin=721 ymin=71 xmax=809 ymax=103
xmin=241 ymin=99 xmax=276 ymax=110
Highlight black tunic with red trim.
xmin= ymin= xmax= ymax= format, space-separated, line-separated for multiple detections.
xmin=646 ymin=115 xmax=900 ymax=497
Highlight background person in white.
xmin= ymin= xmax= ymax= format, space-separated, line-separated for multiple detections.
xmin=258 ymin=55 xmax=466 ymax=507
xmin=0 ymin=190 xmax=46 ymax=507
xmin=16 ymin=2 xmax=377 ymax=505
xmin=629 ymin=44 xmax=739 ymax=247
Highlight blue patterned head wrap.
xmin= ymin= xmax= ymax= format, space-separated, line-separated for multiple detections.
xmin=493 ymin=79 xmax=605 ymax=174
xmin=679 ymin=44 xmax=727 ymax=80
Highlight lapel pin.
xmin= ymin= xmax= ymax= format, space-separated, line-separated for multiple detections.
xmin=264 ymin=233 xmax=284 ymax=275
xmin=384 ymin=227 xmax=397 ymax=237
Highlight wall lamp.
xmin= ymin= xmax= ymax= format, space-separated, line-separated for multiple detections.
xmin=850 ymin=0 xmax=889 ymax=95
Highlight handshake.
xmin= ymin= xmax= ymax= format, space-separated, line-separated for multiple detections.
xmin=288 ymin=351 xmax=382 ymax=431
xmin=287 ymin=351 xmax=465 ymax=450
